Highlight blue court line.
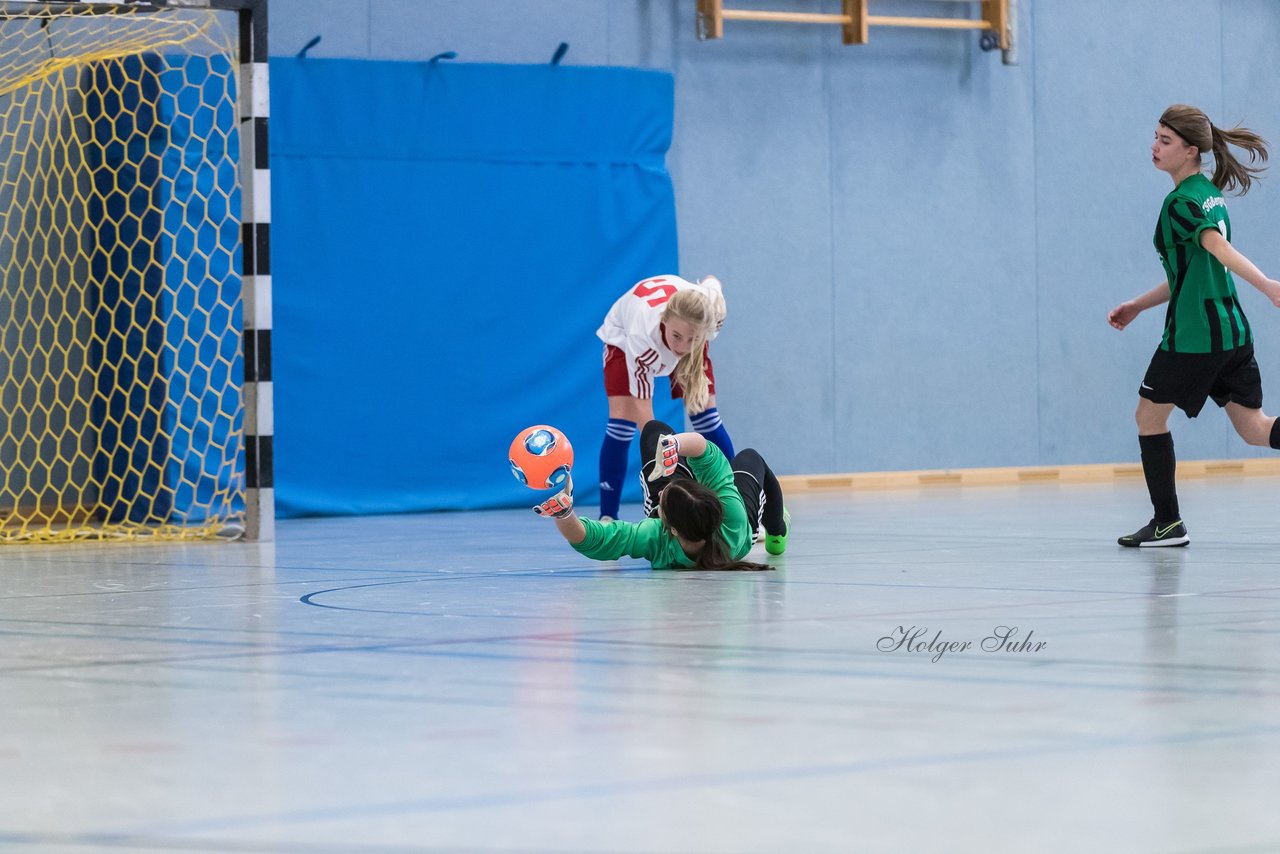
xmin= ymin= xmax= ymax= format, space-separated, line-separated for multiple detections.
xmin=7 ymin=630 xmax=1270 ymax=700
xmin=0 ymin=573 xmax=431 ymax=603
xmin=11 ymin=638 xmax=1273 ymax=707
xmin=6 ymin=599 xmax=1276 ymax=690
xmin=5 ymin=585 xmax=1275 ymax=690
xmin=297 ymin=577 xmax=1160 ymax=621
xmin=0 ymin=565 xmax=619 ymax=603
xmin=568 ymin=636 xmax=1280 ymax=676
xmin=290 ymin=567 xmax=1280 ymax=602
xmin=347 ymin=646 xmax=1278 ymax=699
xmin=109 ymin=723 xmax=1280 ymax=836
xmin=2 ymin=658 xmax=991 ymax=727
xmin=768 ymin=577 xmax=1280 ymax=596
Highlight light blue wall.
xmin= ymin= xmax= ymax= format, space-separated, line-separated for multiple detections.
xmin=269 ymin=0 xmax=1280 ymax=476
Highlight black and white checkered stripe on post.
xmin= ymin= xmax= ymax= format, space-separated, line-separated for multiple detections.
xmin=238 ymin=0 xmax=273 ymax=541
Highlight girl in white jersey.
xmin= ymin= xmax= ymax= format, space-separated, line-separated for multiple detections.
xmin=596 ymin=274 xmax=734 ymax=520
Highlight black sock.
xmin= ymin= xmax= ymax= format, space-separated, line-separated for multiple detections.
xmin=761 ymin=467 xmax=786 ymax=535
xmin=1139 ymin=432 xmax=1179 ymax=525
xmin=1270 ymin=418 xmax=1280 ymax=450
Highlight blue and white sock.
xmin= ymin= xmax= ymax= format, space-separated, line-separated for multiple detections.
xmin=689 ymin=407 xmax=734 ymax=461
xmin=598 ymin=418 xmax=636 ymax=519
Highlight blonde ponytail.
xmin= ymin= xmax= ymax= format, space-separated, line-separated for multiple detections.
xmin=672 ymin=339 xmax=711 ymax=412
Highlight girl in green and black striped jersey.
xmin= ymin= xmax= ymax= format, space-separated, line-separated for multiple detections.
xmin=1108 ymin=104 xmax=1280 ymax=547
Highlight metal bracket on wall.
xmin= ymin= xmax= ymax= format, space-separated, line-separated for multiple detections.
xmin=696 ymin=0 xmax=1013 ymax=61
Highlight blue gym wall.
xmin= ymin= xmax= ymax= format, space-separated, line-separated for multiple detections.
xmin=268 ymin=0 xmax=1280 ymax=487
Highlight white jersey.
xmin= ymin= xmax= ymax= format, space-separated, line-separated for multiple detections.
xmin=597 ymin=274 xmax=725 ymax=399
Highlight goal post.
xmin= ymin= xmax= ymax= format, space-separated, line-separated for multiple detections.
xmin=0 ymin=0 xmax=273 ymax=542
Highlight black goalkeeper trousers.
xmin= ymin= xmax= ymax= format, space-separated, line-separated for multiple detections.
xmin=638 ymin=420 xmax=786 ymax=538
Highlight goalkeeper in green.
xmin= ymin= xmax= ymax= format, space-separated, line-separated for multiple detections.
xmin=534 ymin=420 xmax=789 ymax=571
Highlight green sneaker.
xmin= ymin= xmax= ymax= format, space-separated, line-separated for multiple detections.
xmin=764 ymin=508 xmax=791 ymax=556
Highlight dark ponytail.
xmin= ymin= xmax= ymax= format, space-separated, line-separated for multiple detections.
xmin=1209 ymin=123 xmax=1269 ymax=195
xmin=1159 ymin=104 xmax=1268 ymax=195
xmin=661 ymin=480 xmax=771 ymax=571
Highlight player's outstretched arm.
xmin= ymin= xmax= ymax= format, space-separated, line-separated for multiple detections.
xmin=533 ymin=477 xmax=586 ymax=545
xmin=552 ymin=513 xmax=586 ymax=544
xmin=1109 ymin=281 xmax=1170 ymax=330
xmin=1199 ymin=230 xmax=1280 ymax=308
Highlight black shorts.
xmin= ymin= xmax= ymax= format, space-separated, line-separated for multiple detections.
xmin=1139 ymin=343 xmax=1263 ymax=417
xmin=638 ymin=421 xmax=767 ymax=543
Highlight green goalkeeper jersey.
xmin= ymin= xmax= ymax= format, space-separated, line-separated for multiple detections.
xmin=1154 ymin=172 xmax=1251 ymax=353
xmin=572 ymin=443 xmax=753 ymax=569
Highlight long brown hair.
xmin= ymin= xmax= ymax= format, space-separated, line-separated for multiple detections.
xmin=661 ymin=479 xmax=771 ymax=571
xmin=1160 ymin=104 xmax=1269 ymax=195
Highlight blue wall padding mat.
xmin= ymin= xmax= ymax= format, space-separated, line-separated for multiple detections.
xmin=158 ymin=54 xmax=245 ymax=522
xmin=86 ymin=54 xmax=243 ymax=525
xmin=271 ymin=58 xmax=680 ymax=516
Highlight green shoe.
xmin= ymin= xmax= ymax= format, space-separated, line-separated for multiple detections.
xmin=764 ymin=508 xmax=791 ymax=556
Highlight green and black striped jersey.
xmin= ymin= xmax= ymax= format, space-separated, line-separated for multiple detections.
xmin=1154 ymin=173 xmax=1250 ymax=353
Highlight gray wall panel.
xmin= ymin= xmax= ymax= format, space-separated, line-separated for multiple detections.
xmin=367 ymin=0 xmax=609 ymax=64
xmin=1221 ymin=0 xmax=1280 ymax=458
xmin=1034 ymin=0 xmax=1230 ymax=465
xmin=265 ymin=0 xmax=1280 ymax=476
xmin=669 ymin=23 xmax=834 ymax=474
xmin=828 ymin=20 xmax=1039 ymax=473
xmin=272 ymin=0 xmax=371 ymax=57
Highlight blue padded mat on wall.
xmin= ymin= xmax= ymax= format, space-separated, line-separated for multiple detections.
xmin=271 ymin=58 xmax=679 ymax=516
xmin=85 ymin=54 xmax=244 ymax=526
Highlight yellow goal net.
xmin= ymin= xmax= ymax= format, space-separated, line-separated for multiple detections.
xmin=0 ymin=2 xmax=249 ymax=542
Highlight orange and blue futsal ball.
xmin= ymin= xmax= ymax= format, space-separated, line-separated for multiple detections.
xmin=509 ymin=425 xmax=574 ymax=490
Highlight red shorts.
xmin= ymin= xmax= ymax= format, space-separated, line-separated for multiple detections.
xmin=602 ymin=344 xmax=716 ymax=400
